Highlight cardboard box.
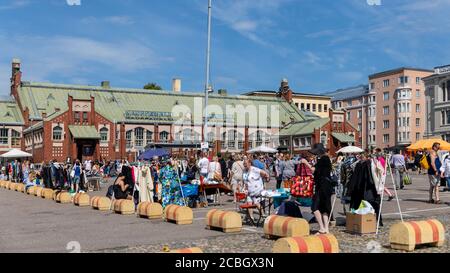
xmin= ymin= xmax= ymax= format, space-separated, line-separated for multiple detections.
xmin=346 ymin=213 xmax=376 ymax=234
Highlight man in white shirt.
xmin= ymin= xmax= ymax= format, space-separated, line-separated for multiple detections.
xmin=243 ymin=158 xmax=269 ymax=220
xmin=198 ymin=153 xmax=210 ymax=179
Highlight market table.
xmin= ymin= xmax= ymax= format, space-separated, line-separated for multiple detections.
xmin=199 ymin=183 xmax=232 ymax=207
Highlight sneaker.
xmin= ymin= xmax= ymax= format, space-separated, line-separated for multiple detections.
xmin=387 ymin=196 xmax=394 ymax=202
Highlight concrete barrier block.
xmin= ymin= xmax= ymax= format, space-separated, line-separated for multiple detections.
xmin=55 ymin=191 xmax=72 ymax=204
xmin=168 ymin=247 xmax=203 ymax=253
xmin=27 ymin=186 xmax=38 ymax=195
xmin=206 ymin=209 xmax=242 ymax=233
xmin=165 ymin=204 xmax=193 ymax=225
xmin=263 ymin=215 xmax=310 ymax=239
xmin=272 ymin=234 xmax=339 ymax=253
xmin=73 ymin=193 xmax=90 ymax=207
xmin=390 ymin=219 xmax=446 ymax=252
xmin=41 ymin=189 xmax=55 ymax=200
xmin=113 ymin=199 xmax=135 ymax=215
xmin=35 ymin=187 xmax=43 ymax=197
xmin=90 ymin=196 xmax=111 ymax=211
xmin=16 ymin=183 xmax=25 ymax=193
xmin=137 ymin=202 xmax=163 ymax=219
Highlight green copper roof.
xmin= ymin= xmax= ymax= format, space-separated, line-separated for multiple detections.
xmin=18 ymin=82 xmax=307 ymax=127
xmin=68 ymin=125 xmax=100 ymax=139
xmin=332 ymin=132 xmax=355 ymax=143
xmin=279 ymin=118 xmax=330 ymax=136
xmin=0 ymin=100 xmax=24 ymax=125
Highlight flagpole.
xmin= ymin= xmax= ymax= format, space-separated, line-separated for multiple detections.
xmin=203 ymin=0 xmax=212 ymax=144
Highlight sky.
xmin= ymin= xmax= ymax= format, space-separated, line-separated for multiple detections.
xmin=0 ymin=0 xmax=449 ymax=96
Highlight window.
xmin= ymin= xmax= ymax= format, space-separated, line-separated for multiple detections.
xmin=256 ymin=131 xmax=263 ymax=147
xmin=348 ymin=100 xmax=352 ymax=106
xmin=82 ymin=112 xmax=88 ymax=122
xmin=324 ymin=104 xmax=328 ymax=112
xmin=416 ymin=77 xmax=421 ymax=85
xmin=159 ymin=131 xmax=169 ymax=143
xmin=52 ymin=126 xmax=62 ymax=141
xmin=446 ymin=110 xmax=450 ymax=125
xmin=383 ymin=79 xmax=390 ymax=87
xmin=306 ymin=104 xmax=311 ymax=111
xmin=294 ymin=138 xmax=300 ymax=147
xmin=146 ymin=130 xmax=153 ymax=145
xmin=399 ymin=76 xmax=409 ymax=84
xmin=0 ymin=129 xmax=8 ymax=145
xmin=370 ymin=82 xmax=375 ymax=90
xmin=358 ymin=110 xmax=362 ymax=119
xmin=416 ymin=104 xmax=420 ymax=113
xmin=100 ymin=127 xmax=108 ymax=143
xmin=416 ymin=118 xmax=420 ymax=127
xmin=416 ymin=90 xmax=420 ymax=98
xmin=300 ymin=103 xmax=305 ymax=110
xmin=318 ymin=104 xmax=322 ymax=112
xmin=295 ymin=103 xmax=299 ymax=109
xmin=126 ymin=130 xmax=132 ymax=148
xmin=373 ymin=135 xmax=376 ymax=142
xmin=74 ymin=112 xmax=80 ymax=123
xmin=228 ymin=130 xmax=237 ymax=149
xmin=383 ymin=120 xmax=390 ymax=129
xmin=312 ymin=104 xmax=317 ymax=112
xmin=383 ymin=134 xmax=389 ymax=144
xmin=11 ymin=130 xmax=20 ymax=146
xmin=320 ymin=133 xmax=327 ymax=145
xmin=347 ymin=112 xmax=351 ymax=120
xmin=383 ymin=92 xmax=389 ymax=101
xmin=134 ymin=127 xmax=144 ymax=147
xmin=416 ymin=133 xmax=421 ymax=141
xmin=383 ymin=106 xmax=389 ymax=115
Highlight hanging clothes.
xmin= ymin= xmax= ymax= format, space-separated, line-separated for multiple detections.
xmin=159 ymin=165 xmax=184 ymax=209
xmin=139 ymin=165 xmax=154 ymax=202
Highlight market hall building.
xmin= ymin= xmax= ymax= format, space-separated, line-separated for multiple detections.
xmin=1 ymin=59 xmax=359 ymax=162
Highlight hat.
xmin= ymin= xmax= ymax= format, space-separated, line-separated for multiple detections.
xmin=310 ymin=143 xmax=327 ymax=156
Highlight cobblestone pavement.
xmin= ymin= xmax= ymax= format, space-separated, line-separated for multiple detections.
xmin=1 ymin=173 xmax=450 ymax=253
xmin=89 ymin=215 xmax=450 ymax=253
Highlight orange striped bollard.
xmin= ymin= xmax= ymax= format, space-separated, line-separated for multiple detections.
xmin=206 ymin=209 xmax=242 ymax=233
xmin=264 ymin=215 xmax=310 ymax=239
xmin=390 ymin=219 xmax=446 ymax=251
xmin=165 ymin=204 xmax=193 ymax=225
xmin=272 ymin=234 xmax=339 ymax=253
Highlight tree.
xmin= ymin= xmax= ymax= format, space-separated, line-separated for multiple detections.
xmin=143 ymin=82 xmax=163 ymax=90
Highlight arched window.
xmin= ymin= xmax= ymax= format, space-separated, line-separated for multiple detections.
xmin=160 ymin=131 xmax=169 ymax=143
xmin=53 ymin=126 xmax=62 ymax=141
xmin=206 ymin=132 xmax=216 ymax=144
xmin=221 ymin=132 xmax=227 ymax=149
xmin=183 ymin=129 xmax=193 ymax=143
xmin=100 ymin=127 xmax=108 ymax=143
xmin=256 ymin=130 xmax=263 ymax=146
xmin=228 ymin=130 xmax=237 ymax=149
xmin=146 ymin=130 xmax=153 ymax=145
xmin=135 ymin=127 xmax=144 ymax=147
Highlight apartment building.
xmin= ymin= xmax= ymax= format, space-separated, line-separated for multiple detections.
xmin=369 ymin=68 xmax=432 ymax=150
xmin=326 ymin=67 xmax=433 ymax=151
xmin=423 ymin=64 xmax=450 ymax=140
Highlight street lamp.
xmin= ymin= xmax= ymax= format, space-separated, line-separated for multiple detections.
xmin=203 ymin=0 xmax=213 ymax=146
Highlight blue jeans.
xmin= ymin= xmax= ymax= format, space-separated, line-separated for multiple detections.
xmin=446 ymin=177 xmax=450 ymax=189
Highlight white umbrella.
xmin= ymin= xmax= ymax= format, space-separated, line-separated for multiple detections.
xmin=0 ymin=149 xmax=32 ymax=158
xmin=337 ymin=146 xmax=364 ymax=154
xmin=247 ymin=145 xmax=278 ymax=154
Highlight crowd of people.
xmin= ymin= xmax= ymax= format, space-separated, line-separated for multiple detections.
xmin=2 ymin=143 xmax=448 ymax=235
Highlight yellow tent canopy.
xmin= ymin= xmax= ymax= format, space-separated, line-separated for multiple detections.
xmin=407 ymin=139 xmax=450 ymax=151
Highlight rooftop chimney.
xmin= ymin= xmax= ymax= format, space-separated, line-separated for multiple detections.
xmin=11 ymin=58 xmax=22 ymax=97
xmin=278 ymin=78 xmax=293 ymax=103
xmin=101 ymin=81 xmax=111 ymax=88
xmin=172 ymin=78 xmax=181 ymax=92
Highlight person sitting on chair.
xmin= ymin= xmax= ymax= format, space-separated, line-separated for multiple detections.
xmin=243 ymin=158 xmax=269 ymax=221
xmin=113 ymin=173 xmax=132 ymax=200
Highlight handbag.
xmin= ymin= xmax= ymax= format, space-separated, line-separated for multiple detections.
xmin=403 ymin=173 xmax=412 ymax=185
xmin=70 ymin=169 xmax=75 ymax=179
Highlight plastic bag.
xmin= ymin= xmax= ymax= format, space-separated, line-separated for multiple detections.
xmin=354 ymin=200 xmax=375 ymax=215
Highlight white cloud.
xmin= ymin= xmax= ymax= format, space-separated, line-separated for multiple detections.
xmin=0 ymin=0 xmax=30 ymax=11
xmin=0 ymin=35 xmax=164 ymax=94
